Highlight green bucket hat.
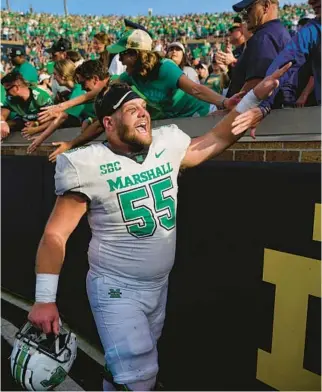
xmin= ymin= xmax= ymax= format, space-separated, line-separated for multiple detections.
xmin=106 ymin=29 xmax=153 ymax=54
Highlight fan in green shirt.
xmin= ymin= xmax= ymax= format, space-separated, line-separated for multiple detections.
xmin=1 ymin=71 xmax=53 ymax=132
xmin=8 ymin=47 xmax=38 ymax=84
xmin=25 ymin=59 xmax=92 ymax=153
xmin=119 ymin=59 xmax=211 ymax=119
xmin=13 ymin=62 xmax=38 ymax=84
xmin=106 ymin=29 xmax=240 ymax=119
xmin=3 ymin=86 xmax=52 ymax=119
xmin=0 ymin=83 xmax=16 ymax=120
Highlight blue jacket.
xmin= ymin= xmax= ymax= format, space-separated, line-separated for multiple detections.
xmin=260 ymin=19 xmax=321 ymax=113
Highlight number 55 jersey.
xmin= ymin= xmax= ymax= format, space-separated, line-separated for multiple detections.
xmin=55 ymin=124 xmax=191 ymax=283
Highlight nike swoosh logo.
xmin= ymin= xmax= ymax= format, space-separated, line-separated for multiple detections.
xmin=155 ymin=149 xmax=166 ymax=158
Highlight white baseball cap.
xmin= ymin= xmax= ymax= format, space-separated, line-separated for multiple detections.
xmin=167 ymin=42 xmax=185 ymax=54
xmin=39 ymin=73 xmax=51 ymax=83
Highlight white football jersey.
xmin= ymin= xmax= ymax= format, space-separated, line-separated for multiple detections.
xmin=55 ymin=124 xmax=191 ymax=283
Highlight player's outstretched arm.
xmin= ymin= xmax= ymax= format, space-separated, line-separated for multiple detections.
xmin=181 ymin=62 xmax=292 ymax=169
xmin=49 ymin=120 xmax=104 ymax=162
xmin=28 ymin=193 xmax=87 ymax=335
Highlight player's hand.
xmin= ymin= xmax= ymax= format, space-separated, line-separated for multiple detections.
xmin=224 ymin=91 xmax=246 ymax=110
xmin=38 ymin=104 xmax=64 ymax=124
xmin=232 ymin=107 xmax=263 ymax=138
xmin=28 ymin=302 xmax=60 ymax=335
xmin=0 ymin=121 xmax=10 ymax=140
xmin=253 ymin=62 xmax=292 ymax=101
xmin=49 ymin=141 xmax=73 ymax=163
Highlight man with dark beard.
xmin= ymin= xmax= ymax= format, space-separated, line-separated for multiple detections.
xmin=27 ymin=63 xmax=291 ymax=391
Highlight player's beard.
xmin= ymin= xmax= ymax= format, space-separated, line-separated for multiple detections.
xmin=117 ymin=121 xmax=152 ymax=152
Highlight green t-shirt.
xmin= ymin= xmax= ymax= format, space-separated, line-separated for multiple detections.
xmin=0 ymin=84 xmax=16 ymax=119
xmin=201 ymin=44 xmax=210 ymax=56
xmin=14 ymin=62 xmax=38 ymax=84
xmin=3 ymin=87 xmax=53 ymax=119
xmin=192 ymin=47 xmax=202 ymax=59
xmin=46 ymin=61 xmax=55 ymax=75
xmin=82 ymin=101 xmax=96 ymax=121
xmin=204 ymin=74 xmax=222 ymax=94
xmin=1 ymin=84 xmax=7 ymax=107
xmin=65 ymin=84 xmax=86 ymax=119
xmin=119 ymin=59 xmax=210 ymax=120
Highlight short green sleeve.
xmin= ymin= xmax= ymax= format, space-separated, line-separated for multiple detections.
xmin=158 ymin=59 xmax=183 ymax=89
xmin=118 ymin=72 xmax=133 ymax=85
xmin=65 ymin=84 xmax=86 ymax=119
xmin=16 ymin=62 xmax=38 ymax=84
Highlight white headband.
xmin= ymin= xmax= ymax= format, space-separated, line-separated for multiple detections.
xmin=112 ymin=91 xmax=133 ymax=110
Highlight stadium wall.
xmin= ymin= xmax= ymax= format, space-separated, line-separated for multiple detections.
xmin=1 ymin=107 xmax=321 ymax=391
xmin=2 ymin=107 xmax=321 ymax=163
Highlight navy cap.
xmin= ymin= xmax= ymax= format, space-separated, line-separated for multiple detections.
xmin=124 ymin=19 xmax=152 ymax=37
xmin=233 ymin=0 xmax=256 ymax=12
xmin=46 ymin=38 xmax=71 ymax=53
xmin=7 ymin=47 xmax=25 ymax=58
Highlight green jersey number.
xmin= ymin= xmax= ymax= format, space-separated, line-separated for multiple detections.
xmin=118 ymin=177 xmax=176 ymax=238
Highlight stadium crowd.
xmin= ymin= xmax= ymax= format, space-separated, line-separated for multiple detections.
xmin=0 ymin=0 xmax=320 ymax=156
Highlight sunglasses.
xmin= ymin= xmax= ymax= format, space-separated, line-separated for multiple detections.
xmin=119 ymin=49 xmax=132 ymax=57
xmin=4 ymin=84 xmax=17 ymax=93
xmin=240 ymin=0 xmax=260 ymax=18
xmin=168 ymin=46 xmax=182 ymax=52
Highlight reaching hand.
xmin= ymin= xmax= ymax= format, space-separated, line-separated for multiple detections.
xmin=224 ymin=91 xmax=246 ymax=110
xmin=28 ymin=302 xmax=60 ymax=335
xmin=38 ymin=104 xmax=64 ymax=124
xmin=21 ymin=126 xmax=42 ymax=139
xmin=49 ymin=141 xmax=73 ymax=163
xmin=231 ymin=62 xmax=293 ymax=138
xmin=0 ymin=121 xmax=10 ymax=140
xmin=253 ymin=62 xmax=292 ymax=101
xmin=27 ymin=134 xmax=44 ymax=154
xmin=81 ymin=120 xmax=90 ymax=133
xmin=295 ymin=92 xmax=309 ymax=108
xmin=25 ymin=121 xmax=38 ymax=127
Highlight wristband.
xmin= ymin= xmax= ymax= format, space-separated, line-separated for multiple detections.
xmin=259 ymin=105 xmax=271 ymax=118
xmin=235 ymin=89 xmax=261 ymax=114
xmin=35 ymin=273 xmax=59 ymax=303
xmin=217 ymin=97 xmax=227 ymax=110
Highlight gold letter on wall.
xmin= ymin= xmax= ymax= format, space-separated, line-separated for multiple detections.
xmin=257 ymin=204 xmax=321 ymax=391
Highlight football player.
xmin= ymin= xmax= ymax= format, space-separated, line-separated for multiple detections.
xmin=28 ymin=63 xmax=291 ymax=391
